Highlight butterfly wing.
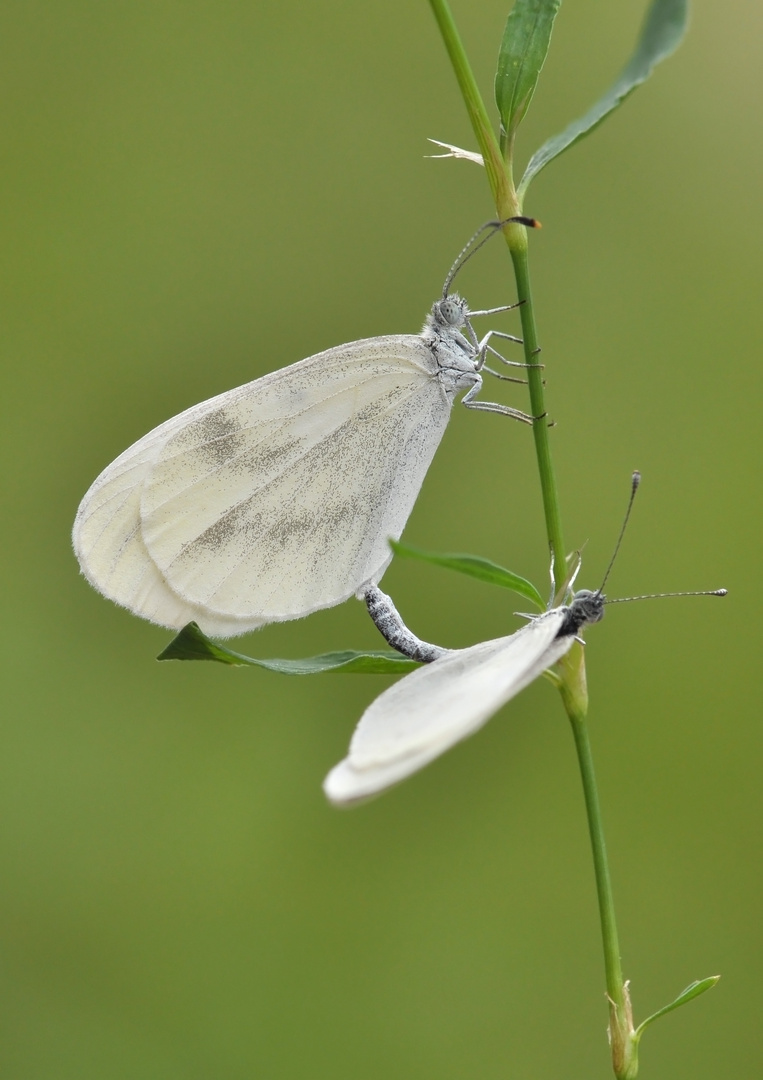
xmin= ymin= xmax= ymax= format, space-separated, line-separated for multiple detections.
xmin=324 ymin=610 xmax=573 ymax=805
xmin=72 ymin=401 xmax=234 ymax=633
xmin=73 ymin=336 xmax=450 ymax=635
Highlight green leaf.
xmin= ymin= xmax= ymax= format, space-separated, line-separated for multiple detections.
xmin=495 ymin=0 xmax=562 ymax=155
xmin=157 ymin=622 xmax=421 ymax=674
xmin=390 ymin=539 xmax=545 ymax=609
xmin=634 ymin=976 xmax=721 ymax=1037
xmin=518 ymin=0 xmax=689 ymax=197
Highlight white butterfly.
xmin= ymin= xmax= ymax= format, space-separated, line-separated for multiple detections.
xmin=323 ymin=587 xmax=604 ymax=806
xmin=325 ymin=470 xmax=727 ymax=806
xmin=72 ymin=222 xmax=535 ymax=638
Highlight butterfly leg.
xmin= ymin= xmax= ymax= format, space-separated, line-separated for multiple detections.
xmin=474 ymin=330 xmax=540 ymax=370
xmin=461 ymin=383 xmax=537 ymax=424
xmin=468 ymin=301 xmax=524 ymax=317
xmin=362 ymin=584 xmax=448 ymax=663
xmin=482 ymin=350 xmax=528 ymax=385
xmin=547 ymin=547 xmax=557 ymax=609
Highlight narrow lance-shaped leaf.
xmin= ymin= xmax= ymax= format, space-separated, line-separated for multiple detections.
xmin=157 ymin=622 xmax=421 ymax=674
xmin=634 ymin=976 xmax=721 ymax=1037
xmin=495 ymin=0 xmax=562 ymax=158
xmin=390 ymin=539 xmax=545 ymax=609
xmin=518 ymin=0 xmax=689 ymax=197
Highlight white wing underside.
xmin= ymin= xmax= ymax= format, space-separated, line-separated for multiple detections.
xmin=324 ymin=611 xmax=574 ymax=804
xmin=73 ymin=336 xmax=451 ymax=636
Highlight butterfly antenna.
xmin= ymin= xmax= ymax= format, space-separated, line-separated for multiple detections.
xmin=607 ymin=589 xmax=727 ymax=604
xmin=442 ymin=216 xmax=540 ymax=298
xmin=597 ymin=470 xmax=641 ymax=595
xmin=590 ymin=472 xmax=727 ymax=607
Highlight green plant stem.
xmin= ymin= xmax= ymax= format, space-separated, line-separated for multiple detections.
xmin=429 ymin=6 xmax=638 ymax=1075
xmin=427 ymin=0 xmax=516 ymax=216
xmin=508 ymin=235 xmax=566 ymax=588
xmin=566 ymin=692 xmax=635 ymax=1079
xmin=428 ymin=0 xmax=566 ymax=586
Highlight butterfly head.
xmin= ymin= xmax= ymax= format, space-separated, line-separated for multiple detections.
xmin=558 ymin=589 xmax=606 ymax=638
xmin=431 ymin=294 xmax=469 ymax=330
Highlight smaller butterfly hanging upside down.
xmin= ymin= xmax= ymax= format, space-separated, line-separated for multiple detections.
xmin=324 ymin=473 xmax=727 ymax=806
xmin=72 ymin=218 xmax=539 ymax=637
xmin=325 ymin=584 xmax=606 ymax=805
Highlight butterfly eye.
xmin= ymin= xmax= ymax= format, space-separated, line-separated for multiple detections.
xmin=437 ymin=298 xmax=464 ymax=326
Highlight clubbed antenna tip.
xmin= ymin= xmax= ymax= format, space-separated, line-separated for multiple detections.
xmin=442 ymin=216 xmax=541 ymax=298
xmin=597 ymin=470 xmax=641 ymax=594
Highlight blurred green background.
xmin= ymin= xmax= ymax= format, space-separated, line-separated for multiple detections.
xmin=1 ymin=1 xmax=759 ymax=1077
